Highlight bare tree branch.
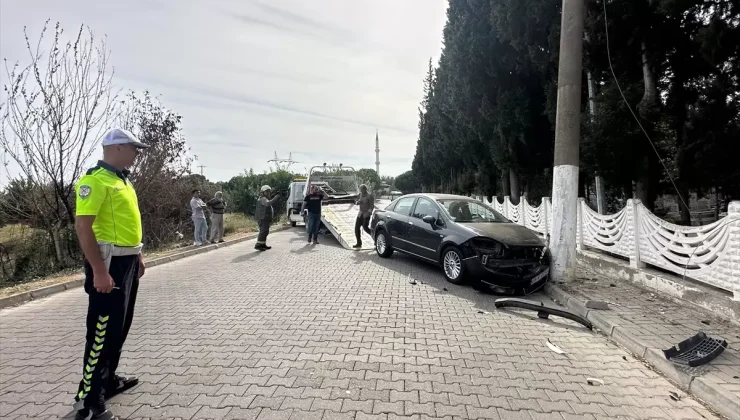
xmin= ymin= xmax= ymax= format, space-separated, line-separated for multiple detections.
xmin=0 ymin=21 xmax=118 ymax=262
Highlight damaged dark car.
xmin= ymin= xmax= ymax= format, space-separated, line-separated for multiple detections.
xmin=370 ymin=193 xmax=551 ymax=294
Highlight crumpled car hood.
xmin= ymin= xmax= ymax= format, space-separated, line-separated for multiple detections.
xmin=460 ymin=222 xmax=545 ymax=247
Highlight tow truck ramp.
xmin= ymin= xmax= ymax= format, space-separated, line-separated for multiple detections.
xmin=321 ymin=203 xmax=375 ymax=250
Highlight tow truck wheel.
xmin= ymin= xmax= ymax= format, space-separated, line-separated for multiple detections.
xmin=375 ymin=230 xmax=393 ymax=258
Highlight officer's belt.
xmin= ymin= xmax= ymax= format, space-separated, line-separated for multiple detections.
xmin=98 ymin=242 xmax=143 ymax=272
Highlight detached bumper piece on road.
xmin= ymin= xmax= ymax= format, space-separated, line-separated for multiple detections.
xmin=493 ymin=297 xmax=593 ymax=330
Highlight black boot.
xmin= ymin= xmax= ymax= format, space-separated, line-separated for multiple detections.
xmin=75 ymin=406 xmax=116 ymax=420
xmin=105 ymin=375 xmax=139 ymax=400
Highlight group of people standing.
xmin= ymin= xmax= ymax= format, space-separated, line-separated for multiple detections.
xmin=301 ymin=183 xmax=375 ymax=247
xmin=189 ymin=189 xmax=227 ymax=246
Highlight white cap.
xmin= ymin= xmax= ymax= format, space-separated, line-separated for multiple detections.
xmin=101 ymin=128 xmax=149 ymax=149
xmin=260 ymin=185 xmax=272 ymax=192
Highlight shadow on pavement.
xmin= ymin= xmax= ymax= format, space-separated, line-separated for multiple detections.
xmin=230 ymin=248 xmax=273 ymax=263
xmin=290 ymin=243 xmax=320 ymax=255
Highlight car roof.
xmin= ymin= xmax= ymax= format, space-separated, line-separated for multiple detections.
xmin=400 ymin=193 xmax=477 ymax=200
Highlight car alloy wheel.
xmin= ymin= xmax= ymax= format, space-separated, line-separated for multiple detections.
xmin=375 ymin=231 xmax=393 ymax=258
xmin=376 ymin=234 xmax=387 ymax=254
xmin=443 ymin=249 xmax=462 ymax=280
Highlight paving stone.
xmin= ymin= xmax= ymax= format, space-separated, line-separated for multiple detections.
xmin=0 ymin=231 xmax=722 ymax=420
xmin=194 ymin=406 xmax=233 ymax=420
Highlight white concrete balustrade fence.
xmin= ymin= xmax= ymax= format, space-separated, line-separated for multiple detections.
xmin=474 ymin=196 xmax=740 ymax=299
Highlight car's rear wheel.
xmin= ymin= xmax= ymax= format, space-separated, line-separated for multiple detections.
xmin=442 ymin=246 xmax=466 ymax=284
xmin=375 ymin=230 xmax=394 ymax=258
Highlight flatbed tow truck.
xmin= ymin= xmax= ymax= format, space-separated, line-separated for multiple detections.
xmin=286 ymin=164 xmax=375 ymax=250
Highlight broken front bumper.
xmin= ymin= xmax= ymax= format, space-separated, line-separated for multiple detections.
xmin=462 ymin=256 xmax=550 ymax=294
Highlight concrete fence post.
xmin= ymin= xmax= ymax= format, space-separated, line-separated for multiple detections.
xmin=728 ymin=201 xmax=740 ymax=301
xmin=542 ymin=197 xmax=551 ymax=241
xmin=630 ymin=199 xmax=646 ymax=269
xmin=577 ymin=198 xmax=585 ymax=251
xmin=521 ymin=196 xmax=528 ymax=229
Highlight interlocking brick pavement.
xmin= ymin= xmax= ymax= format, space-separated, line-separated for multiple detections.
xmin=0 ymin=229 xmax=722 ymax=419
xmin=557 ymin=272 xmax=740 ymax=418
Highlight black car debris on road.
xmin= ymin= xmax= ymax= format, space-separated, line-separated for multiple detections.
xmin=370 ymin=193 xmax=551 ymax=295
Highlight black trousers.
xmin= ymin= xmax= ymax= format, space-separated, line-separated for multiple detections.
xmin=256 ymin=219 xmax=270 ymax=246
xmin=75 ymin=255 xmax=139 ymax=408
xmin=355 ymin=214 xmax=371 ymax=244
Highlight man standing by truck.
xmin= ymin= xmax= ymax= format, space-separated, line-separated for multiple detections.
xmin=353 ymin=184 xmax=375 ymax=248
xmin=301 ymin=184 xmax=328 ymax=244
xmin=254 ymin=185 xmax=281 ymax=250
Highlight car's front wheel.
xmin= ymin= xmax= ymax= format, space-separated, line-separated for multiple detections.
xmin=442 ymin=246 xmax=466 ymax=284
xmin=375 ymin=230 xmax=394 ymax=258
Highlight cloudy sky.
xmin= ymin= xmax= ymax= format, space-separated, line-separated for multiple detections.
xmin=0 ymin=0 xmax=447 ymax=183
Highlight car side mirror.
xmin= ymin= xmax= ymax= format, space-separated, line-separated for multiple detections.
xmin=422 ymin=215 xmax=435 ymax=224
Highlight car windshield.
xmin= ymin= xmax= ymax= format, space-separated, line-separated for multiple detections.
xmin=437 ymin=199 xmax=509 ymax=223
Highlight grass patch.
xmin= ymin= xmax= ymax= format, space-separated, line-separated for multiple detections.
xmin=0 ymin=224 xmax=38 ymax=247
xmin=224 ymin=213 xmax=258 ymax=235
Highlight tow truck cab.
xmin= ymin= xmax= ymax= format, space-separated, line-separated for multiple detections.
xmin=287 ymin=179 xmax=307 ymax=227
xmin=286 ymin=179 xmax=334 ymax=227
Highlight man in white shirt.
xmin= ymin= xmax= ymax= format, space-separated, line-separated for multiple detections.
xmin=190 ymin=189 xmax=209 ymax=246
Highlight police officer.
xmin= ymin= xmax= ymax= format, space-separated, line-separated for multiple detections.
xmin=72 ymin=128 xmax=149 ymax=420
xmin=254 ymin=185 xmax=281 ymax=250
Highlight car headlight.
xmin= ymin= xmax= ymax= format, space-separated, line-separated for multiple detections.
xmin=471 ymin=238 xmax=506 ymax=258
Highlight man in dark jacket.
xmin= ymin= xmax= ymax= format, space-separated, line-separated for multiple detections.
xmin=301 ymin=185 xmax=328 ymax=244
xmin=207 ymin=191 xmax=227 ymax=243
xmin=254 ymin=185 xmax=281 ymax=250
xmin=353 ymin=184 xmax=375 ymax=248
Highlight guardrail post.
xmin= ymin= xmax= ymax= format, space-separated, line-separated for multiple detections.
xmin=630 ymin=199 xmax=646 ymax=269
xmin=728 ymin=201 xmax=740 ymax=301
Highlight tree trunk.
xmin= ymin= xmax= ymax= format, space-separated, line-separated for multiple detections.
xmin=50 ymin=222 xmax=65 ymax=265
xmin=595 ymin=176 xmax=606 ymax=214
xmin=500 ymin=171 xmax=510 ymax=199
xmin=638 ymin=42 xmax=658 ymax=114
xmin=636 ymin=40 xmax=660 ymax=212
xmin=715 ymin=187 xmax=721 ymax=221
xmin=585 ymin=49 xmax=608 ymax=215
xmin=509 ymin=169 xmax=520 ymax=203
xmin=635 ymin=155 xmax=651 ymax=208
xmin=676 ymin=147 xmax=692 ymax=225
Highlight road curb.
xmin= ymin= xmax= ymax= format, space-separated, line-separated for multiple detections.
xmin=0 ymin=225 xmax=290 ymax=311
xmin=543 ymin=282 xmax=739 ymax=420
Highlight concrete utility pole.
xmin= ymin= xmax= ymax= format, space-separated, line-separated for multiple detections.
xmin=550 ymin=0 xmax=585 ymax=283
